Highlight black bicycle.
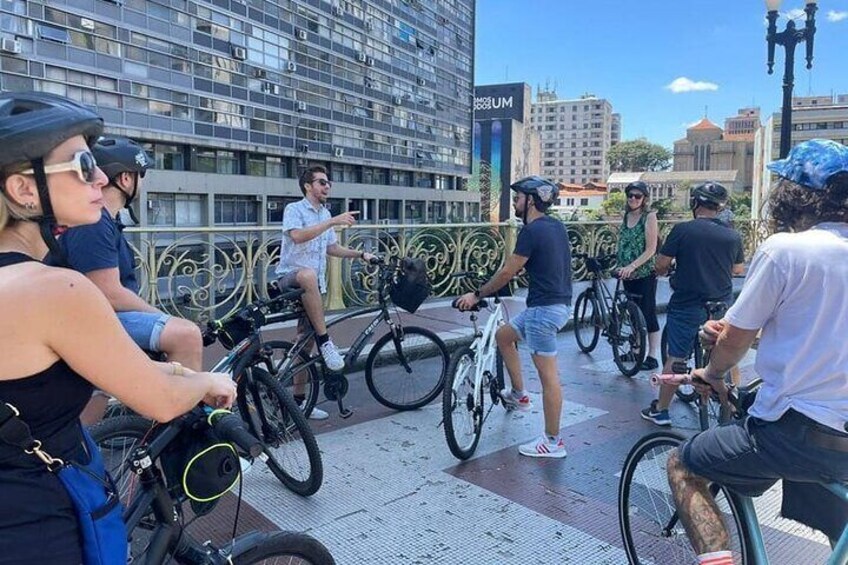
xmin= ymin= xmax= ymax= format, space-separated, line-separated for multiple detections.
xmin=268 ymin=257 xmax=449 ymax=419
xmin=572 ymin=253 xmax=648 ymax=377
xmin=91 ymin=407 xmax=335 ymax=564
xmin=98 ymin=288 xmax=324 ymax=497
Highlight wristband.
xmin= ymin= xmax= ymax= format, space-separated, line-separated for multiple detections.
xmin=171 ymin=361 xmax=184 ymax=376
xmin=360 ymin=251 xmax=365 ymax=259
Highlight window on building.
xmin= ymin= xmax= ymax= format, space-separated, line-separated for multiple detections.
xmin=405 ymin=200 xmax=425 ymax=223
xmin=580 ymin=198 xmax=589 ymax=206
xmin=362 ymin=167 xmax=387 ymax=185
xmin=215 ymin=195 xmax=258 ymax=225
xmin=148 ymin=193 xmax=205 ymax=227
xmin=428 ymin=201 xmax=446 ymax=223
xmin=378 ymin=199 xmax=401 ymax=223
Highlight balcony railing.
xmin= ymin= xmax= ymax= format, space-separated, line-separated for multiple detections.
xmin=125 ymin=219 xmax=771 ymax=322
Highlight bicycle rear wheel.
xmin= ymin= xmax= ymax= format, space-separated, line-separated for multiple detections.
xmin=263 ymin=340 xmax=321 ymax=418
xmin=233 ymin=531 xmax=335 ymax=564
xmin=237 ymin=366 xmax=323 ymax=496
xmin=442 ymin=346 xmax=483 ymax=460
xmin=573 ymin=289 xmax=601 ymax=353
xmin=612 ymin=300 xmax=647 ymax=377
xmin=365 ymin=326 xmax=448 ymax=410
xmin=660 ymin=326 xmax=699 ymax=403
xmin=618 ymin=431 xmax=751 ymax=564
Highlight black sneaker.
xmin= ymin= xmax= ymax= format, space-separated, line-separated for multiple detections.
xmin=640 ymin=356 xmax=659 ymax=371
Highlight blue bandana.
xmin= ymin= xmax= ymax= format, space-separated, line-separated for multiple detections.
xmin=767 ymin=139 xmax=848 ymax=191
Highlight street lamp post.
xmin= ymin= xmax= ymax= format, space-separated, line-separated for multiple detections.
xmin=765 ymin=0 xmax=817 ymax=158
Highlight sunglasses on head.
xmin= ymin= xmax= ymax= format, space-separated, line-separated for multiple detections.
xmin=627 ymin=193 xmax=644 ymax=200
xmin=312 ymin=178 xmax=332 ymax=187
xmin=21 ymin=151 xmax=99 ymax=185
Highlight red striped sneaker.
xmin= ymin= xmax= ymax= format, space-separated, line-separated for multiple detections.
xmin=518 ymin=435 xmax=567 ymax=458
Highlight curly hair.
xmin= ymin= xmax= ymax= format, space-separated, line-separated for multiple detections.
xmin=768 ymin=172 xmax=848 ymax=232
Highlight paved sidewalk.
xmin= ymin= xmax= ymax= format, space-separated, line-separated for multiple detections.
xmin=190 ymin=276 xmax=831 ymax=564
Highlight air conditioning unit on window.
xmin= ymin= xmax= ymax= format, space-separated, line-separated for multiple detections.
xmin=0 ymin=38 xmax=21 ymax=55
xmin=366 ymin=56 xmax=374 ymax=67
xmin=80 ymin=18 xmax=95 ymax=30
xmin=296 ymin=29 xmax=307 ymax=41
xmin=254 ymin=68 xmax=267 ymax=78
xmin=356 ymin=51 xmax=367 ymax=63
xmin=299 ymin=143 xmax=309 ymax=153
xmin=231 ymin=45 xmax=247 ymax=60
xmin=393 ymin=96 xmax=403 ymax=105
xmin=296 ymin=101 xmax=307 ymax=112
xmin=332 ymin=4 xmax=343 ymax=16
xmin=286 ymin=60 xmax=297 ymax=72
xmin=334 ymin=147 xmax=344 ymax=157
xmin=267 ymin=201 xmax=278 ymax=210
xmin=417 ymin=77 xmax=427 ymax=87
xmin=264 ymin=83 xmax=280 ymax=95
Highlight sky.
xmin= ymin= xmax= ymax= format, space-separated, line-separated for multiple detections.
xmin=474 ymin=0 xmax=848 ymax=148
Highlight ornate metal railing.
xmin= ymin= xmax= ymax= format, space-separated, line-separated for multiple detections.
xmin=125 ymin=219 xmax=771 ymax=322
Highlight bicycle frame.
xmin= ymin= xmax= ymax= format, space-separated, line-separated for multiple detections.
xmin=731 ymin=482 xmax=848 ymax=565
xmin=462 ymin=300 xmax=506 ymax=413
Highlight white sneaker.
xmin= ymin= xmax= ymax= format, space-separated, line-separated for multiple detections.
xmin=319 ymin=340 xmax=345 ymax=372
xmin=518 ymin=435 xmax=568 ymax=459
xmin=298 ymin=401 xmax=329 ymax=421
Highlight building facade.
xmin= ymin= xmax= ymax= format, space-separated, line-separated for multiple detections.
xmin=0 ymin=0 xmax=479 ymax=228
xmin=529 ymin=90 xmax=618 ymax=186
xmin=471 ymin=82 xmax=539 ymax=222
xmin=608 ymin=170 xmax=742 ymax=210
xmin=752 ymin=93 xmax=848 ymax=219
xmin=673 ymin=113 xmax=757 ymax=190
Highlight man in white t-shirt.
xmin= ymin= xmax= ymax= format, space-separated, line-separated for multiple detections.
xmin=665 ymin=139 xmax=848 ymax=565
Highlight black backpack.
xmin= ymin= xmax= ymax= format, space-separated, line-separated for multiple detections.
xmin=389 ymin=257 xmax=431 ymax=313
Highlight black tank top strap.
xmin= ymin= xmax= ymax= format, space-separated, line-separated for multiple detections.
xmin=0 ymin=252 xmax=37 ymax=268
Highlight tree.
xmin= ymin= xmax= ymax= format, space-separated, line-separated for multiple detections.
xmin=650 ymin=198 xmax=675 ymax=220
xmin=728 ymin=193 xmax=751 ymax=220
xmin=607 ymin=138 xmax=672 ymax=172
xmin=601 ymin=191 xmax=626 ymax=217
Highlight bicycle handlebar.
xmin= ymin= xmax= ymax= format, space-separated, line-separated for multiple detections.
xmin=207 ymin=409 xmax=264 ymax=459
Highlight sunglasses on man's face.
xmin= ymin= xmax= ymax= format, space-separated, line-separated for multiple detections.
xmin=21 ymin=151 xmax=99 ymax=185
xmin=627 ymin=193 xmax=644 ymax=200
xmin=312 ymin=178 xmax=332 ymax=188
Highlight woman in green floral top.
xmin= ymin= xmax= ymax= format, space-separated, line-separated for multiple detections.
xmin=616 ymin=181 xmax=660 ymax=370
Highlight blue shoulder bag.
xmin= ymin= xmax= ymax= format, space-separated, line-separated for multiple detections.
xmin=0 ymin=401 xmax=128 ymax=565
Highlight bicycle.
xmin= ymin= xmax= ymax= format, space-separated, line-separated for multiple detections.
xmin=442 ymin=271 xmax=514 ymax=460
xmin=619 ymin=375 xmax=845 ymax=564
xmin=269 ymin=256 xmax=449 ymax=419
xmin=98 ymin=288 xmax=324 ymax=497
xmin=91 ymin=406 xmax=335 ymax=564
xmin=572 ymin=253 xmax=648 ymax=377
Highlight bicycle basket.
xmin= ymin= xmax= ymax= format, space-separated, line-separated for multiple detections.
xmin=389 ymin=257 xmax=431 ymax=313
xmin=160 ymin=418 xmax=240 ymax=516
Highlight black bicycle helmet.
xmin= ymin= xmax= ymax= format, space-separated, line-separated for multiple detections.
xmin=92 ymin=135 xmax=153 ymax=180
xmin=92 ymin=135 xmax=152 ymax=223
xmin=0 ymin=91 xmax=103 ymax=261
xmin=689 ymin=181 xmax=728 ymax=210
xmin=625 ymin=181 xmax=650 ymax=197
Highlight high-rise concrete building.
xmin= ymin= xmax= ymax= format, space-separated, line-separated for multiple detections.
xmin=752 ymin=93 xmax=848 ymax=218
xmin=724 ymin=107 xmax=761 ymax=138
xmin=529 ymin=90 xmax=618 ymax=186
xmin=0 ymin=0 xmax=478 ymax=227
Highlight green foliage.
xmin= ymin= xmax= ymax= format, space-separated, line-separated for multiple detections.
xmin=729 ymin=193 xmax=752 ymax=219
xmin=608 ymin=138 xmax=672 ymax=172
xmin=650 ymin=198 xmax=675 ymax=219
xmin=601 ymin=191 xmax=626 ymax=217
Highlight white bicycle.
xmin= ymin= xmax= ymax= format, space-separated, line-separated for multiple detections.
xmin=442 ymin=272 xmax=515 ymax=460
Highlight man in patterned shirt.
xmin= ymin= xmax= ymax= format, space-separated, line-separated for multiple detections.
xmin=276 ymin=166 xmax=377 ymax=377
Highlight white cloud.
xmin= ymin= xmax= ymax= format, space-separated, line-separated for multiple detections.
xmin=783 ymin=8 xmax=806 ymax=20
xmin=827 ymin=10 xmax=848 ymax=22
xmin=665 ymin=77 xmax=720 ymax=94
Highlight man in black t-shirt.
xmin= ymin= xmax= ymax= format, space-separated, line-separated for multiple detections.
xmin=457 ymin=176 xmax=572 ymax=458
xmin=641 ymin=182 xmax=745 ymax=426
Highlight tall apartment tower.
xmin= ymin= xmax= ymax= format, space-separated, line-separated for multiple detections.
xmin=529 ymin=89 xmax=617 ymax=185
xmin=0 ymin=0 xmax=478 ymax=227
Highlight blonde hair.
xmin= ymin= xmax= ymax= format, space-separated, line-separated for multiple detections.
xmin=0 ymin=165 xmax=40 ymax=231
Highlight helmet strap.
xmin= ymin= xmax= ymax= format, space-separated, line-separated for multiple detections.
xmin=30 ymin=157 xmax=69 ymax=266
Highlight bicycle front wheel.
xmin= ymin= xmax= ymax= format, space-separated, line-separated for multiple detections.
xmin=365 ymin=326 xmax=449 ymax=410
xmin=442 ymin=346 xmax=483 ymax=460
xmin=573 ymin=289 xmax=601 ymax=353
xmin=612 ymin=300 xmax=647 ymax=377
xmin=237 ymin=366 xmax=323 ymax=496
xmin=233 ymin=531 xmax=335 ymax=564
xmin=618 ymin=431 xmax=751 ymax=565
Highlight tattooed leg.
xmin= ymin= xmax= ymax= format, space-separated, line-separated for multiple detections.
xmin=667 ymin=449 xmax=730 ymax=555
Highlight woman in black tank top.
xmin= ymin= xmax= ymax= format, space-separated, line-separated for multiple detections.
xmin=0 ymin=93 xmax=236 ymax=564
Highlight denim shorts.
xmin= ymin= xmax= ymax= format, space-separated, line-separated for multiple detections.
xmin=664 ymin=303 xmax=708 ymax=359
xmin=116 ymin=311 xmax=171 ymax=352
xmin=510 ymin=304 xmax=570 ymax=357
